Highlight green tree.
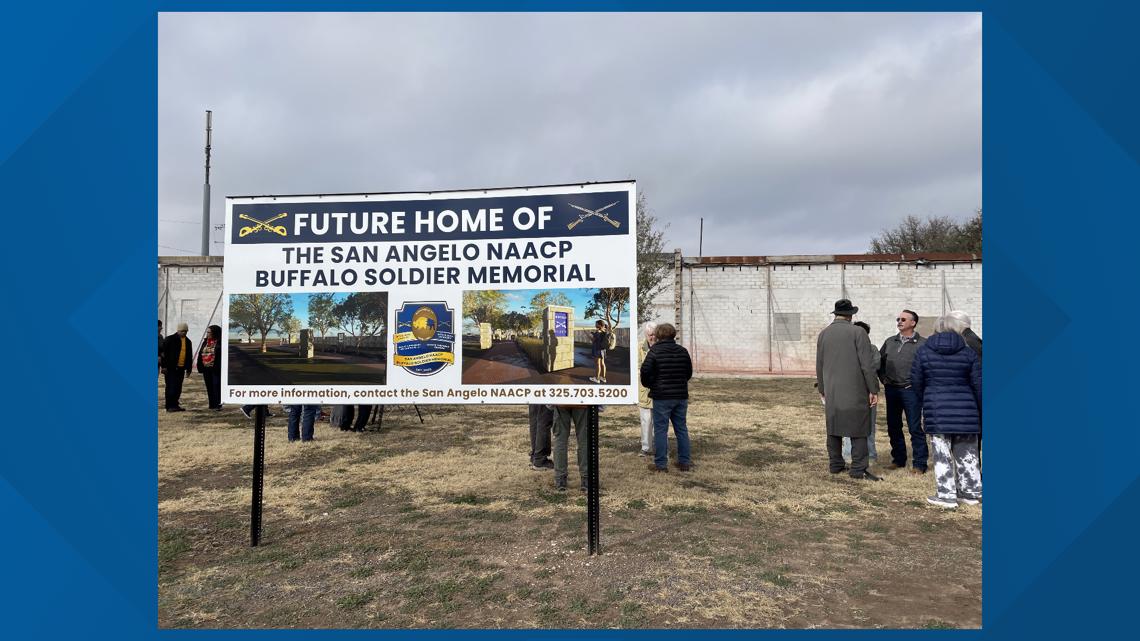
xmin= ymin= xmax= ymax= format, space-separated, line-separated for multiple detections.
xmin=283 ymin=316 xmax=302 ymax=343
xmin=228 ymin=293 xmax=293 ymax=353
xmin=334 ymin=292 xmax=387 ymax=350
xmin=499 ymin=311 xmax=533 ymax=333
xmin=636 ymin=192 xmax=672 ymax=324
xmin=585 ymin=288 xmax=630 ymax=333
xmin=869 ymin=210 xmax=981 ymax=254
xmin=307 ymin=293 xmax=337 ymax=338
xmin=462 ymin=290 xmax=507 ymax=326
xmin=527 ymin=290 xmax=572 ymax=325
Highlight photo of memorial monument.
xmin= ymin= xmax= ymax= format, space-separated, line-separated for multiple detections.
xmin=227 ymin=292 xmax=388 ymax=385
xmin=461 ymin=288 xmax=632 ymax=385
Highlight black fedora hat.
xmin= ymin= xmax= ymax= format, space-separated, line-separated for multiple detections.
xmin=831 ymin=299 xmax=858 ymax=315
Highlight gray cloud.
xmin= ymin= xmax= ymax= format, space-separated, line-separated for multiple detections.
xmin=159 ymin=12 xmax=980 ymax=257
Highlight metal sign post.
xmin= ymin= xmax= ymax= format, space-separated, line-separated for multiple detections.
xmin=587 ymin=405 xmax=601 ymax=555
xmin=250 ymin=405 xmax=266 ymax=546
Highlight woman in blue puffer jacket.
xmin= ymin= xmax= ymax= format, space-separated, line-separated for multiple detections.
xmin=910 ymin=314 xmax=982 ymax=509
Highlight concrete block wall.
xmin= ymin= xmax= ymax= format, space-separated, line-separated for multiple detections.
xmin=158 ymin=257 xmax=225 ymax=345
xmin=642 ymin=258 xmax=982 ymax=375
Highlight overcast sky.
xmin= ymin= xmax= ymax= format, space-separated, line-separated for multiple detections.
xmin=159 ymin=12 xmax=980 ymax=257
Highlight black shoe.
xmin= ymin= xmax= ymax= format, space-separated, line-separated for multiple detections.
xmin=555 ymin=482 xmax=568 ymax=492
xmin=241 ymin=407 xmax=253 ymax=419
xmin=853 ymin=471 xmax=883 ymax=481
xmin=530 ymin=459 xmax=554 ymax=471
xmin=167 ymin=407 xmax=186 ymax=413
xmin=830 ymin=466 xmax=849 ymax=474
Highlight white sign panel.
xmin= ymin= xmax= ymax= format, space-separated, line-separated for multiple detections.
xmin=222 ymin=181 xmax=638 ymax=405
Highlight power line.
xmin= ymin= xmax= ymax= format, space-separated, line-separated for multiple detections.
xmin=159 ymin=244 xmax=197 ymax=254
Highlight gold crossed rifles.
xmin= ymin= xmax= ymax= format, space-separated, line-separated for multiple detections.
xmin=566 ymin=201 xmax=621 ymax=230
xmin=238 ymin=212 xmax=288 ymax=237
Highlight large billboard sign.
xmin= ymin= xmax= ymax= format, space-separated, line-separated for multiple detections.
xmin=222 ymin=181 xmax=638 ymax=405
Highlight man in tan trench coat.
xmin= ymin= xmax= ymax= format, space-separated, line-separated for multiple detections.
xmin=816 ymin=299 xmax=882 ymax=481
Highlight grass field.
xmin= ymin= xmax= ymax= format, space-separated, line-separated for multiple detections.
xmin=158 ymin=376 xmax=981 ymax=629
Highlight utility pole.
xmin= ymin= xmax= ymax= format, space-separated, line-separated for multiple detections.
xmin=202 ymin=110 xmax=213 ymax=256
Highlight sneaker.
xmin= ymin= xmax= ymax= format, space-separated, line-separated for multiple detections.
xmin=241 ymin=407 xmax=253 ymax=419
xmin=530 ymin=459 xmax=554 ymax=471
xmin=926 ymin=495 xmax=958 ymax=509
xmin=854 ymin=471 xmax=883 ymax=481
xmin=674 ymin=462 xmax=691 ymax=472
xmin=910 ymin=468 xmax=927 ymax=475
xmin=600 ymin=378 xmax=607 ymax=383
xmin=638 ymin=449 xmax=650 ymax=457
xmin=958 ymin=496 xmax=981 ymax=506
xmin=647 ymin=463 xmax=667 ymax=473
xmin=588 ymin=377 xmax=600 ymax=383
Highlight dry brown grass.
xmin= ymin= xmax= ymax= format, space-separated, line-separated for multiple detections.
xmin=158 ymin=375 xmax=980 ymax=629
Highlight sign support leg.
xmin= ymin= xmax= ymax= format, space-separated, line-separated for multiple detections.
xmin=587 ymin=405 xmax=601 ymax=555
xmin=250 ymin=405 xmax=266 ymax=547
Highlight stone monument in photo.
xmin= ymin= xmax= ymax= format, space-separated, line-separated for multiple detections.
xmin=299 ymin=328 xmax=315 ymax=359
xmin=542 ymin=305 xmax=575 ymax=372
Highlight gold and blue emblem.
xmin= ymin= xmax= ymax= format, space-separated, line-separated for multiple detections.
xmin=393 ymin=302 xmax=455 ymax=376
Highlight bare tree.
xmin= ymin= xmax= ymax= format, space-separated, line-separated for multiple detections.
xmin=870 ymin=210 xmax=981 ymax=254
xmin=636 ymin=192 xmax=672 ymax=323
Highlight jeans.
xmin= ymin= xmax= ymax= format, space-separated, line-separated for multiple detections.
xmin=287 ymin=404 xmax=319 ymax=441
xmin=638 ymin=407 xmax=652 ymax=453
xmin=843 ymin=406 xmax=878 ymax=461
xmin=552 ymin=406 xmax=589 ymax=486
xmin=885 ymin=385 xmax=927 ymax=470
xmin=652 ymin=399 xmax=691 ymax=470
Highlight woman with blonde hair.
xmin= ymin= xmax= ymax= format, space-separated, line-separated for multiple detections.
xmin=910 ymin=313 xmax=982 ymax=508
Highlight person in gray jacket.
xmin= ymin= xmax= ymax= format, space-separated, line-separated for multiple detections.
xmin=816 ymin=299 xmax=881 ymax=481
xmin=879 ymin=309 xmax=928 ymax=473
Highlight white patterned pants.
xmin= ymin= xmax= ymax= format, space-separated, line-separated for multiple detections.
xmin=931 ymin=434 xmax=982 ymax=500
xmin=638 ymin=407 xmax=652 ymax=453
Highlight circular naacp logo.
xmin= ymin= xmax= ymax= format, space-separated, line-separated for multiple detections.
xmin=411 ymin=306 xmax=438 ymax=341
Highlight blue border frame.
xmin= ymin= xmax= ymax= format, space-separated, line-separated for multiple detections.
xmin=4 ymin=1 xmax=1138 ymax=637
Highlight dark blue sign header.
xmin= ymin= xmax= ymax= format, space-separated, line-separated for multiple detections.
xmin=230 ymin=190 xmax=631 ymax=245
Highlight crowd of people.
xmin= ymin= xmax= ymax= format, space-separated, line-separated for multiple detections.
xmin=161 ymin=305 xmax=980 ymax=508
xmin=815 ymin=299 xmax=982 ymax=508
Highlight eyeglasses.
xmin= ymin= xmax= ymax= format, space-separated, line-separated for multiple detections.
xmin=896 ymin=318 xmax=911 ymax=323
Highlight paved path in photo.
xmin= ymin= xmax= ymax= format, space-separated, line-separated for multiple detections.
xmin=461 ymin=340 xmax=630 ymax=385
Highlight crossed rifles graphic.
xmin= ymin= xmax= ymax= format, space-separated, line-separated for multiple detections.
xmin=567 ymin=201 xmax=621 ymax=230
xmin=238 ymin=212 xmax=288 ymax=237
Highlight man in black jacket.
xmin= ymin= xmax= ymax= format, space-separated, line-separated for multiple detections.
xmin=639 ymin=323 xmax=693 ymax=472
xmin=160 ymin=322 xmax=193 ymax=412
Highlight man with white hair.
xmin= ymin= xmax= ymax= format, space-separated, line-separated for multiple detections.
xmin=160 ymin=322 xmax=194 ymax=412
xmin=948 ymin=310 xmax=982 ymax=360
xmin=636 ymin=321 xmax=658 ymax=456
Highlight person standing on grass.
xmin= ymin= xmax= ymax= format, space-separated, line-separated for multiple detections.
xmin=816 ymin=299 xmax=881 ymax=481
xmin=528 ymin=404 xmax=555 ymax=471
xmin=879 ymin=309 xmax=928 ymax=474
xmin=551 ymin=405 xmax=592 ymax=491
xmin=197 ymin=325 xmax=223 ymax=411
xmin=910 ymin=314 xmax=982 ymax=508
xmin=636 ymin=321 xmax=659 ymax=457
xmin=640 ymin=322 xmax=693 ymax=473
xmin=286 ymin=404 xmax=321 ymax=442
xmin=843 ymin=321 xmax=879 ymax=464
xmin=589 ymin=320 xmax=609 ymax=384
xmin=160 ymin=322 xmax=193 ymax=412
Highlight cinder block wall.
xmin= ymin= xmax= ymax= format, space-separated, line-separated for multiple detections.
xmin=653 ymin=255 xmax=981 ymax=375
xmin=158 ymin=257 xmax=225 ymax=345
